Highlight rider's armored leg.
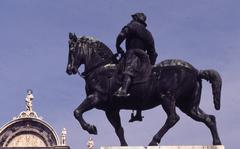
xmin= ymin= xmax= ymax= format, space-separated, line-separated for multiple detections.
xmin=114 ymin=75 xmax=132 ymax=97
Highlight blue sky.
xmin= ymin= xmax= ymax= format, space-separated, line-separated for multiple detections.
xmin=0 ymin=0 xmax=239 ymax=149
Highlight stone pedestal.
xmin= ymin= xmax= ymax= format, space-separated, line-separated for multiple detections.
xmin=101 ymin=147 xmax=145 ymax=149
xmin=100 ymin=146 xmax=224 ymax=149
xmin=148 ymin=146 xmax=224 ymax=149
xmin=0 ymin=146 xmax=70 ymax=149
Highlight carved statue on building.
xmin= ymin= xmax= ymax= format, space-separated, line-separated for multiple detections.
xmin=61 ymin=128 xmax=67 ymax=146
xmin=87 ymin=137 xmax=94 ymax=149
xmin=25 ymin=89 xmax=34 ymax=111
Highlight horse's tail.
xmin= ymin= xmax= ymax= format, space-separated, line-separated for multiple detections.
xmin=199 ymin=69 xmax=222 ymax=110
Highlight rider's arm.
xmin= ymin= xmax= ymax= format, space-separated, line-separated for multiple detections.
xmin=148 ymin=49 xmax=158 ymax=65
xmin=147 ymin=36 xmax=158 ymax=65
xmin=116 ymin=26 xmax=129 ymax=54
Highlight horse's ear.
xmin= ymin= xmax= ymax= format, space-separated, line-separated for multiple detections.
xmin=69 ymin=32 xmax=73 ymax=39
xmin=73 ymin=33 xmax=77 ymax=42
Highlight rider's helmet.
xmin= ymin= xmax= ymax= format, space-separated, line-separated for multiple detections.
xmin=131 ymin=12 xmax=147 ymax=27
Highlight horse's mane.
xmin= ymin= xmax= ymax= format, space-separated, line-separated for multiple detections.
xmin=78 ymin=36 xmax=114 ymax=60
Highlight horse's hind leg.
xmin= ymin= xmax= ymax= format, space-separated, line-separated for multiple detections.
xmin=181 ymin=81 xmax=221 ymax=145
xmin=149 ymin=93 xmax=180 ymax=146
xmin=186 ymin=107 xmax=222 ymax=145
xmin=105 ymin=110 xmax=128 ymax=146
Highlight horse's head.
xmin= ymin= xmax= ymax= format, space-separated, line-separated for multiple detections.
xmin=66 ymin=33 xmax=115 ymax=76
xmin=66 ymin=32 xmax=84 ymax=75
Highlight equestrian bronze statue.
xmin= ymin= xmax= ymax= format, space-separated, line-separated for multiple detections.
xmin=66 ymin=34 xmax=222 ymax=146
xmin=66 ymin=13 xmax=222 ymax=146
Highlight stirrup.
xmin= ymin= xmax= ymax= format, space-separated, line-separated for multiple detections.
xmin=129 ymin=114 xmax=144 ymax=122
xmin=114 ymin=87 xmax=130 ymax=97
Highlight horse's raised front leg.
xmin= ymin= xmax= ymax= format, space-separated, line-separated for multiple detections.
xmin=74 ymin=94 xmax=100 ymax=135
xmin=105 ymin=110 xmax=128 ymax=146
xmin=149 ymin=93 xmax=180 ymax=146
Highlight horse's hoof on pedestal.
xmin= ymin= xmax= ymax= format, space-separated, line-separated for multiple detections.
xmin=213 ymin=140 xmax=222 ymax=145
xmin=148 ymin=140 xmax=158 ymax=146
xmin=121 ymin=143 xmax=128 ymax=146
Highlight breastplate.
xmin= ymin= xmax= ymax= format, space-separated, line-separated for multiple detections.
xmin=125 ymin=37 xmax=145 ymax=51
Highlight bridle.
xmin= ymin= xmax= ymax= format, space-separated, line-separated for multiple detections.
xmin=70 ymin=39 xmax=119 ymax=79
xmin=69 ymin=40 xmax=82 ymax=74
xmin=78 ymin=53 xmax=119 ymax=79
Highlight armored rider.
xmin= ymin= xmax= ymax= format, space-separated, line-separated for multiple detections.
xmin=114 ymin=12 xmax=158 ymax=122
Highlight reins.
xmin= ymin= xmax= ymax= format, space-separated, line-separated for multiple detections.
xmin=77 ymin=53 xmax=119 ymax=79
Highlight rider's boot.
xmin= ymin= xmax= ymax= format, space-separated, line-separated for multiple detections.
xmin=114 ymin=75 xmax=131 ymax=97
xmin=129 ymin=110 xmax=144 ymax=122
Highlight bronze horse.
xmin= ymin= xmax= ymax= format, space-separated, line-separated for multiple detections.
xmin=66 ymin=33 xmax=222 ymax=146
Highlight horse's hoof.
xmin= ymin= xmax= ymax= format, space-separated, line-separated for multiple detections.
xmin=213 ymin=140 xmax=222 ymax=145
xmin=148 ymin=140 xmax=158 ymax=146
xmin=121 ymin=143 xmax=128 ymax=146
xmin=87 ymin=125 xmax=98 ymax=135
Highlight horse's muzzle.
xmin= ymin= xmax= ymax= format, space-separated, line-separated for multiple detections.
xmin=66 ymin=64 xmax=73 ymax=75
xmin=66 ymin=65 xmax=78 ymax=75
xmin=66 ymin=68 xmax=73 ymax=75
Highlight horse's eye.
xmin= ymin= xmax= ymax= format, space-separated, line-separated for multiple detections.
xmin=70 ymin=47 xmax=74 ymax=53
xmin=69 ymin=42 xmax=74 ymax=49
